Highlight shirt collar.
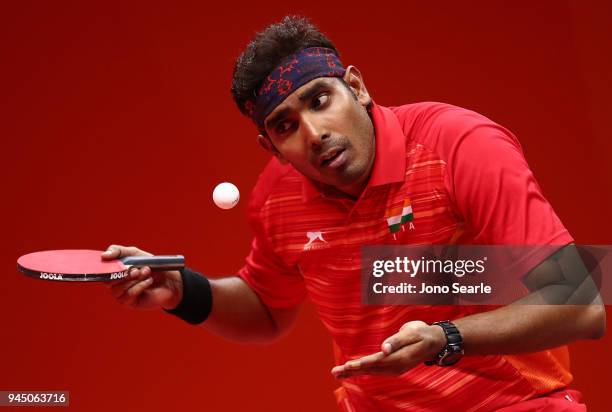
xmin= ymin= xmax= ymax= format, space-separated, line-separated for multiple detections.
xmin=302 ymin=102 xmax=407 ymax=201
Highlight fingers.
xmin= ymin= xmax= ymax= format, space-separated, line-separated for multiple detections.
xmin=108 ymin=266 xmax=153 ymax=305
xmin=108 ymin=266 xmax=150 ymax=287
xmin=332 ymin=344 xmax=425 ymax=379
xmin=381 ymin=327 xmax=423 ymax=355
xmin=118 ymin=278 xmax=154 ymax=306
xmin=332 ymin=321 xmax=432 ymax=380
xmin=111 ymin=277 xmax=153 ymax=305
xmin=102 ymin=245 xmax=124 ymax=260
xmin=331 ymin=352 xmax=384 ymax=378
xmin=346 ymin=351 xmax=386 ymax=370
xmin=101 ymin=244 xmax=150 ymax=260
xmin=331 ymin=352 xmax=385 ymax=377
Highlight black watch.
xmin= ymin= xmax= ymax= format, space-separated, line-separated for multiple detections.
xmin=424 ymin=320 xmax=464 ymax=366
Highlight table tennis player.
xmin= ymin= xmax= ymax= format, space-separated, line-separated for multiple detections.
xmin=105 ymin=16 xmax=605 ymax=411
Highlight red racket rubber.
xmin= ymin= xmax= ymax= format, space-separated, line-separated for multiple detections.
xmin=17 ymin=249 xmax=185 ymax=282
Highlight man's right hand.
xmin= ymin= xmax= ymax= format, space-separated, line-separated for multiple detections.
xmin=103 ymin=245 xmax=183 ymax=310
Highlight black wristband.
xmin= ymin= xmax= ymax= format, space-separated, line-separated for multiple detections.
xmin=163 ymin=267 xmax=212 ymax=325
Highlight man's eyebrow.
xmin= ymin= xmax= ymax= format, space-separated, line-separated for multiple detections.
xmin=298 ymin=80 xmax=330 ymax=102
xmin=265 ymin=79 xmax=332 ymax=131
xmin=265 ymin=107 xmax=290 ymax=131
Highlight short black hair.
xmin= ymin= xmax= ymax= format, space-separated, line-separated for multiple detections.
xmin=231 ymin=15 xmax=339 ymax=117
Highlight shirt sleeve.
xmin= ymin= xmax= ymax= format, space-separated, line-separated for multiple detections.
xmin=237 ymin=234 xmax=307 ymax=309
xmin=445 ymin=121 xmax=572 ymax=246
xmin=236 ymin=159 xmax=307 ymax=309
xmin=435 ymin=107 xmax=574 ymax=276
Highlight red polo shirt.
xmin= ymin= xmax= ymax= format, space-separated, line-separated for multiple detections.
xmin=238 ymin=102 xmax=574 ymax=411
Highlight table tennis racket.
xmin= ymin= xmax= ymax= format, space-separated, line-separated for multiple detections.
xmin=17 ymin=249 xmax=185 ymax=282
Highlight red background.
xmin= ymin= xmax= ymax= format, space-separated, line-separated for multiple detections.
xmin=2 ymin=1 xmax=611 ymax=410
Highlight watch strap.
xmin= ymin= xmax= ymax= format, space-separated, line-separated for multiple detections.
xmin=425 ymin=320 xmax=464 ymax=366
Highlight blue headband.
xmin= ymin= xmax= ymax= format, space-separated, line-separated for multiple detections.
xmin=245 ymin=47 xmax=346 ymax=130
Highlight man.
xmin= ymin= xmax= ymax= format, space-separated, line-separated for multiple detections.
xmin=106 ymin=16 xmax=605 ymax=411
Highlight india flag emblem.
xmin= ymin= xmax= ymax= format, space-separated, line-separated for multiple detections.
xmin=385 ymin=198 xmax=414 ymax=234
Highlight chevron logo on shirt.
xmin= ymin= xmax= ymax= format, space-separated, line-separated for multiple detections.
xmin=304 ymin=231 xmax=329 ymax=250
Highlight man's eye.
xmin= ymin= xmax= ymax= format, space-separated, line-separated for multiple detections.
xmin=276 ymin=120 xmax=293 ymax=134
xmin=312 ymin=93 xmax=329 ymax=109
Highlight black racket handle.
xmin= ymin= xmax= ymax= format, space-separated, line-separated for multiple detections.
xmin=121 ymin=255 xmax=185 ymax=270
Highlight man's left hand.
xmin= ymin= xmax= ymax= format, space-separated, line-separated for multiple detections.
xmin=331 ymin=321 xmax=447 ymax=379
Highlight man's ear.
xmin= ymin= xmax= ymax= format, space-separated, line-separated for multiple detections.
xmin=343 ymin=65 xmax=372 ymax=108
xmin=257 ymin=134 xmax=288 ymax=164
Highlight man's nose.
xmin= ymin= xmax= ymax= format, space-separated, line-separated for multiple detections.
xmin=301 ymin=114 xmax=329 ymax=147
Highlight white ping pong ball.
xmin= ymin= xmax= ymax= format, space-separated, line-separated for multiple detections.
xmin=212 ymin=182 xmax=240 ymax=210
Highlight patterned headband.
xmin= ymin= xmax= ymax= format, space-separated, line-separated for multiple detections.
xmin=245 ymin=47 xmax=346 ymax=130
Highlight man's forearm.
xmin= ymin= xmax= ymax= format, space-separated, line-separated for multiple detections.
xmin=453 ymin=303 xmax=606 ymax=355
xmin=202 ymin=276 xmax=287 ymax=344
xmin=455 ymin=245 xmax=606 ymax=355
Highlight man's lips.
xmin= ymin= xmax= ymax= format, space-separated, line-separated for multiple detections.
xmin=319 ymin=147 xmax=346 ymax=167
